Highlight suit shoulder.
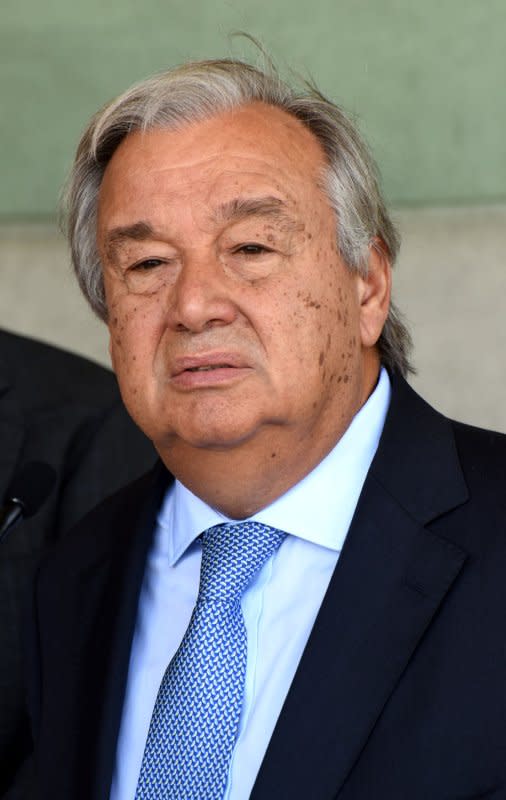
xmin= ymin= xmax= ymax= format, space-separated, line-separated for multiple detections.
xmin=0 ymin=328 xmax=117 ymax=410
xmin=451 ymin=419 xmax=506 ymax=490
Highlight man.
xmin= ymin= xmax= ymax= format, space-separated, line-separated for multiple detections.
xmin=0 ymin=328 xmax=155 ymax=798
xmin=27 ymin=59 xmax=505 ymax=799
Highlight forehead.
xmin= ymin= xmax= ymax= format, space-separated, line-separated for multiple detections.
xmin=98 ymin=102 xmax=330 ymax=221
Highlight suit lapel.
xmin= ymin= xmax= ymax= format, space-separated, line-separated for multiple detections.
xmin=252 ymin=376 xmax=469 ymax=799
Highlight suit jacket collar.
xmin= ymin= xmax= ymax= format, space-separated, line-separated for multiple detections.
xmin=369 ymin=373 xmax=468 ymax=523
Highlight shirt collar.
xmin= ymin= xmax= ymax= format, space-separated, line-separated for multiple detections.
xmin=157 ymin=367 xmax=391 ymax=565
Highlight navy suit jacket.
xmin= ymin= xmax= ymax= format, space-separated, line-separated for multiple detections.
xmin=26 ymin=375 xmax=506 ymax=799
xmin=0 ymin=329 xmax=156 ymax=798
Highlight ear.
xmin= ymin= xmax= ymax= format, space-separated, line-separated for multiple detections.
xmin=356 ymin=238 xmax=392 ymax=348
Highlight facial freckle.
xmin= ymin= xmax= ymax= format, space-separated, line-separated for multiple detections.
xmin=343 ymin=374 xmax=349 ymax=383
xmin=271 ymin=452 xmax=276 ymax=459
xmin=112 ymin=316 xmax=118 ymax=327
xmin=319 ymin=351 xmax=324 ymax=366
xmin=337 ymin=311 xmax=342 ymax=322
xmin=307 ymin=232 xmax=312 ymax=239
xmin=303 ymin=294 xmax=321 ymax=310
xmin=326 ymin=334 xmax=331 ymax=351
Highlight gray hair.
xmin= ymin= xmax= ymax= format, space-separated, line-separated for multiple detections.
xmin=63 ymin=58 xmax=413 ymax=375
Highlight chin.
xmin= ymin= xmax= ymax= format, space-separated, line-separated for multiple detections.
xmin=180 ymin=426 xmax=258 ymax=451
xmin=173 ymin=409 xmax=269 ymax=452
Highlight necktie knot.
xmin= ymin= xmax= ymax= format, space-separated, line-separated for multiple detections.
xmin=199 ymin=521 xmax=287 ymax=603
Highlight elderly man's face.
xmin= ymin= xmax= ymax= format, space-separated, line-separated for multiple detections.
xmin=98 ymin=103 xmax=387 ymax=477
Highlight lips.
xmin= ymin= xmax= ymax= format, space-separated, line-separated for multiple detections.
xmin=170 ymin=352 xmax=251 ymax=388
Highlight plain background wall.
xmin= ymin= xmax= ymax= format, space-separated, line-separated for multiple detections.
xmin=1 ymin=1 xmax=505 ymax=432
xmin=2 ymin=1 xmax=506 ymax=214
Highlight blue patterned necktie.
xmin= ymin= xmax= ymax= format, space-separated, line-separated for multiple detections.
xmin=135 ymin=521 xmax=287 ymax=800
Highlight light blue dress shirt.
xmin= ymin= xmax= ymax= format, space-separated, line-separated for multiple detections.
xmin=110 ymin=368 xmax=391 ymax=800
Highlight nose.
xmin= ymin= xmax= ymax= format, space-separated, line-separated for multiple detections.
xmin=166 ymin=252 xmax=238 ymax=334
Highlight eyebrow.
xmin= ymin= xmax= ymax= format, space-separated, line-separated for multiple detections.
xmin=103 ymin=195 xmax=303 ymax=261
xmin=103 ymin=221 xmax=155 ymax=262
xmin=213 ymin=196 xmax=303 ymax=231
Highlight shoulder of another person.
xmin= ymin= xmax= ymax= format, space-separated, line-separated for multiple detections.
xmin=0 ymin=328 xmax=118 ymax=411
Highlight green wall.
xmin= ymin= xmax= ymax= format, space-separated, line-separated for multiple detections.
xmin=2 ymin=0 xmax=505 ymax=217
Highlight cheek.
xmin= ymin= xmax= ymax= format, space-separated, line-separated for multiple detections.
xmin=290 ymin=269 xmax=360 ymax=392
xmin=107 ymin=299 xmax=163 ymax=405
xmin=320 ymin=284 xmax=360 ymax=381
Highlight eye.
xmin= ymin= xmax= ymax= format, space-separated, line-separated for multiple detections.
xmin=130 ymin=258 xmax=165 ymax=271
xmin=234 ymin=243 xmax=272 ymax=256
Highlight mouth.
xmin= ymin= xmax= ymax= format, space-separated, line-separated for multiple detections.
xmin=171 ymin=354 xmax=252 ymax=388
xmin=185 ymin=363 xmax=234 ymax=373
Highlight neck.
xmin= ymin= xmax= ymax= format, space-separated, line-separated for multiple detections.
xmin=160 ymin=426 xmax=337 ymax=519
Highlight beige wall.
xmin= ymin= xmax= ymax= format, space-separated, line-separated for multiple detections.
xmin=1 ymin=207 xmax=505 ymax=433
